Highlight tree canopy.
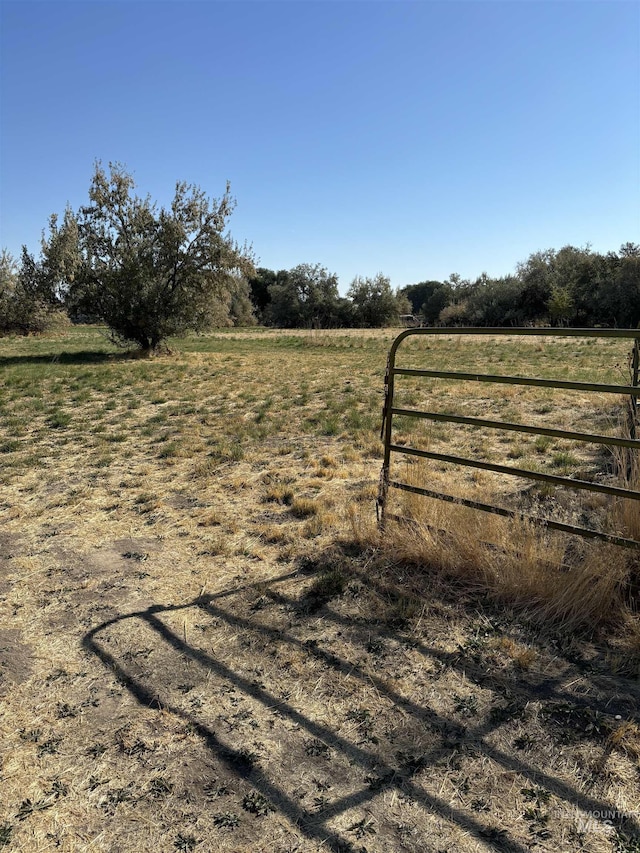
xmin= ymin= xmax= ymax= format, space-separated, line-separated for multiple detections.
xmin=347 ymin=273 xmax=408 ymax=327
xmin=0 ymin=240 xmax=64 ymax=336
xmin=400 ymin=280 xmax=452 ymax=324
xmin=4 ymin=173 xmax=639 ymax=339
xmin=64 ymin=163 xmax=254 ymax=350
xmin=264 ymin=263 xmax=348 ymax=328
xmin=398 ymin=245 xmax=640 ymax=329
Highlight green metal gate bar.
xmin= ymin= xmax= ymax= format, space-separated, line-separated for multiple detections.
xmin=378 ymin=328 xmax=640 ymax=550
xmin=389 ymin=369 xmax=640 ymax=396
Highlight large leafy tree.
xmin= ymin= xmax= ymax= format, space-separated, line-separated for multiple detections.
xmin=67 ymin=163 xmax=254 ymax=350
xmin=0 ymin=207 xmax=79 ymax=335
xmin=247 ymin=267 xmax=289 ymax=323
xmin=0 ymin=250 xmax=31 ymax=334
xmin=605 ymin=244 xmax=640 ymax=328
xmin=464 ymin=274 xmax=526 ymax=326
xmin=400 ymin=280 xmax=453 ymax=324
xmin=0 ymin=235 xmax=70 ymax=337
xmin=265 ymin=263 xmax=347 ymax=328
xmin=348 ymin=273 xmax=405 ymax=327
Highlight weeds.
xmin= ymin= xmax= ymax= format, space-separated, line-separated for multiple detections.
xmin=174 ymin=833 xmax=199 ymax=851
xmin=298 ymin=566 xmax=347 ymax=613
xmin=149 ymin=777 xmax=173 ymax=798
xmin=304 ymin=739 xmax=331 ymax=758
xmin=46 ymin=410 xmax=71 ymax=429
xmin=1 ymin=326 xmax=639 ymax=853
xmin=212 ymin=812 xmax=240 ymax=830
xmin=15 ymin=798 xmax=53 ymax=821
xmin=0 ymin=824 xmax=12 ymax=848
xmin=242 ymin=791 xmax=274 ymax=816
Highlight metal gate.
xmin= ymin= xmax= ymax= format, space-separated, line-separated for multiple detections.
xmin=378 ymin=328 xmax=640 ymax=549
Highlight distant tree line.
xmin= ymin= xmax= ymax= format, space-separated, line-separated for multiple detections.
xmin=247 ymin=265 xmax=409 ymax=329
xmin=0 ymin=163 xmax=407 ymax=347
xmin=248 ymin=243 xmax=640 ymax=331
xmin=398 ymin=243 xmax=640 ymax=329
xmin=1 ymin=162 xmax=638 ymax=349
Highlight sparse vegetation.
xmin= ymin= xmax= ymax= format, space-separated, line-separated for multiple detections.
xmin=0 ymin=325 xmax=638 ymax=852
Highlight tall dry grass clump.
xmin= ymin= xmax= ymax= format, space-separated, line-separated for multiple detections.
xmin=608 ymin=431 xmax=640 ymax=648
xmin=379 ymin=463 xmax=639 ymax=636
xmin=611 ymin=443 xmax=640 ymax=545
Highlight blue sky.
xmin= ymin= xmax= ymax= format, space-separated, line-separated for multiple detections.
xmin=1 ymin=0 xmax=639 ymax=293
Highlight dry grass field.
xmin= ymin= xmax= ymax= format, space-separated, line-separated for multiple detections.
xmin=1 ymin=326 xmax=639 ymax=853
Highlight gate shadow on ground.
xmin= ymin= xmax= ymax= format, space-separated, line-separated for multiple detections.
xmin=83 ymin=563 xmax=640 ymax=852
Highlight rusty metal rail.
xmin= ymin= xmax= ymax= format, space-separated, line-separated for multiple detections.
xmin=378 ymin=328 xmax=640 ymax=549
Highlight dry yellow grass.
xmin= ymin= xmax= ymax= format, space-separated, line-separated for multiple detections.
xmin=381 ymin=465 xmax=638 ymax=635
xmin=0 ymin=326 xmax=639 ymax=853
